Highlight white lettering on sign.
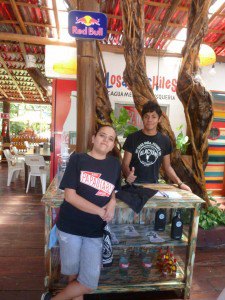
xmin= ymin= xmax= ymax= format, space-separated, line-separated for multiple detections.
xmin=80 ymin=171 xmax=114 ymax=197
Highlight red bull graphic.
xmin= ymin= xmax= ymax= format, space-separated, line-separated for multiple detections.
xmin=75 ymin=15 xmax=100 ymax=26
xmin=69 ymin=10 xmax=107 ymax=40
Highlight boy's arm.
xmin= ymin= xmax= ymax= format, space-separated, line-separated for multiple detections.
xmin=162 ymin=155 xmax=192 ymax=192
xmin=64 ymin=188 xmax=106 ymax=219
xmin=122 ymin=151 xmax=137 ymax=183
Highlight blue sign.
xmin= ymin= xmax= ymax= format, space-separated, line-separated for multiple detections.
xmin=68 ymin=10 xmax=107 ymax=40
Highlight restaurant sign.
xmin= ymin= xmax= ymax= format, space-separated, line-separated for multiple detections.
xmin=0 ymin=113 xmax=9 ymax=119
xmin=68 ymin=10 xmax=107 ymax=40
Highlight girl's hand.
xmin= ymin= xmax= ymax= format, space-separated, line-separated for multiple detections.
xmin=103 ymin=199 xmax=116 ymax=222
xmin=98 ymin=207 xmax=107 ymax=220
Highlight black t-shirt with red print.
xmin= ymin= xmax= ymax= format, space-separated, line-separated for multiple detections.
xmin=123 ymin=130 xmax=172 ymax=184
xmin=56 ymin=153 xmax=121 ymax=237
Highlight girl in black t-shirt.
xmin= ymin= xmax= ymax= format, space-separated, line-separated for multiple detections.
xmin=41 ymin=126 xmax=121 ymax=300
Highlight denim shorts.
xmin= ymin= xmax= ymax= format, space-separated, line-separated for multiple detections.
xmin=57 ymin=228 xmax=103 ymax=290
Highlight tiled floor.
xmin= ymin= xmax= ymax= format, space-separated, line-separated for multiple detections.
xmin=0 ymin=162 xmax=224 ymax=300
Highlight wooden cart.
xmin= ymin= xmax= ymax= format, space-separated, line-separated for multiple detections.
xmin=42 ymin=180 xmax=204 ymax=299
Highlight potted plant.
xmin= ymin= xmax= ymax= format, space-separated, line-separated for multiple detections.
xmin=110 ymin=107 xmax=138 ymax=139
xmin=199 ymin=192 xmax=225 ymax=230
xmin=176 ymin=125 xmax=192 ymax=167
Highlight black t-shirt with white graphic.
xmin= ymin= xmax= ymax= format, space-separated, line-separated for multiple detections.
xmin=123 ymin=130 xmax=172 ymax=183
xmin=57 ymin=153 xmax=121 ymax=238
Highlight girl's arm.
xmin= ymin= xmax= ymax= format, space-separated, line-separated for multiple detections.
xmin=64 ymin=188 xmax=106 ymax=219
xmin=104 ymin=192 xmax=117 ymax=222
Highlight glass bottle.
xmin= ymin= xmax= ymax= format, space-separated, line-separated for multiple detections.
xmin=142 ymin=249 xmax=152 ymax=277
xmin=119 ymin=249 xmax=130 ymax=276
xmin=154 ymin=208 xmax=167 ymax=231
xmin=171 ymin=210 xmax=183 ymax=240
xmin=57 ymin=154 xmax=69 ymax=190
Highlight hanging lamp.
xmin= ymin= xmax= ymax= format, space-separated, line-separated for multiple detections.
xmin=199 ymin=44 xmax=216 ymax=67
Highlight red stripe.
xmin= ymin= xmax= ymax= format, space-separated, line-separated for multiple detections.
xmin=206 ymin=183 xmax=223 ymax=189
xmin=212 ymin=121 xmax=225 ymax=127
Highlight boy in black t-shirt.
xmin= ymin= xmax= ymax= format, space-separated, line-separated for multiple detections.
xmin=41 ymin=126 xmax=121 ymax=300
xmin=122 ymin=101 xmax=191 ymax=192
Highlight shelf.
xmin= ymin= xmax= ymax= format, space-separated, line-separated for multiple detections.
xmin=50 ymin=253 xmax=185 ymax=294
xmin=110 ymin=224 xmax=188 ymax=249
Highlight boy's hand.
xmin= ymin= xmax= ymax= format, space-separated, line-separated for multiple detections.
xmin=180 ymin=183 xmax=192 ymax=192
xmin=126 ymin=167 xmax=137 ymax=184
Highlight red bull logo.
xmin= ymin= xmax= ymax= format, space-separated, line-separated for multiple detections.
xmin=69 ymin=10 xmax=107 ymax=40
xmin=75 ymin=15 xmax=100 ymax=27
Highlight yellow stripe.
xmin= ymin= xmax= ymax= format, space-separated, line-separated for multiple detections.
xmin=205 ymin=166 xmax=224 ymax=172
xmin=214 ymin=111 xmax=225 ymax=118
xmin=208 ymin=150 xmax=225 ymax=155
xmin=205 ymin=176 xmax=223 ymax=180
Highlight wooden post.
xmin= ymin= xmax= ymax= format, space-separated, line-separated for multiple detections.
xmin=76 ymin=0 xmax=99 ymax=152
xmin=1 ymin=100 xmax=10 ymax=160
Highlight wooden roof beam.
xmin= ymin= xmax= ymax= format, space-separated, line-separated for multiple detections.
xmin=209 ymin=2 xmax=225 ymax=24
xmin=0 ymin=32 xmax=76 ymax=47
xmin=0 ymin=0 xmax=67 ymax=12
xmin=1 ymin=98 xmax=51 ymax=104
xmin=150 ymin=0 xmax=181 ymax=48
xmin=144 ymin=0 xmax=188 ymax=12
xmin=0 ymin=86 xmax=9 ymax=98
xmin=106 ymin=13 xmax=183 ymax=28
xmin=52 ymin=0 xmax=60 ymax=39
xmin=0 ymin=19 xmax=56 ymax=29
xmin=9 ymin=0 xmax=28 ymax=35
xmin=0 ymin=55 xmax=25 ymax=100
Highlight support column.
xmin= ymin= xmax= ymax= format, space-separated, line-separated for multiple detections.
xmin=76 ymin=0 xmax=99 ymax=152
xmin=1 ymin=100 xmax=10 ymax=160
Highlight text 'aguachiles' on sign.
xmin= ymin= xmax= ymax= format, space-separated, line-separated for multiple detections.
xmin=68 ymin=10 xmax=107 ymax=40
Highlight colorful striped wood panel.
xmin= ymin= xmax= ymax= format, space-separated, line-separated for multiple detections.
xmin=205 ymin=92 xmax=225 ymax=194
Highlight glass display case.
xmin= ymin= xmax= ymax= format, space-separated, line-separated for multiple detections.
xmin=42 ymin=181 xmax=204 ymax=299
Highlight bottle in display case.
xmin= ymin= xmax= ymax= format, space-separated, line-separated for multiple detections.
xmin=171 ymin=210 xmax=183 ymax=240
xmin=154 ymin=208 xmax=166 ymax=231
xmin=142 ymin=249 xmax=152 ymax=277
xmin=57 ymin=154 xmax=69 ymax=190
xmin=119 ymin=249 xmax=130 ymax=276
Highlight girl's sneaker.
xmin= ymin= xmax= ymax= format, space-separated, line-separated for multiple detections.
xmin=41 ymin=291 xmax=52 ymax=300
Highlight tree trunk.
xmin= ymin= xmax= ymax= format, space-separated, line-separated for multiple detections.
xmin=121 ymin=0 xmax=212 ymax=204
xmin=95 ymin=43 xmax=122 ymax=159
xmin=176 ymin=0 xmax=214 ymax=206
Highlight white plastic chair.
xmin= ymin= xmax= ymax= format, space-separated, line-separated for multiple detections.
xmin=12 ymin=146 xmax=25 ymax=164
xmin=3 ymin=149 xmax=24 ymax=186
xmin=25 ymin=155 xmax=48 ymax=194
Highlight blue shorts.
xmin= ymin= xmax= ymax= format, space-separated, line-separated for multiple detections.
xmin=57 ymin=228 xmax=103 ymax=290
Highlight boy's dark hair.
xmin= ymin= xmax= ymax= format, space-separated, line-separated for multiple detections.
xmin=141 ymin=101 xmax=162 ymax=118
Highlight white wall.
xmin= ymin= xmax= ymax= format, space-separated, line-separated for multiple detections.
xmin=201 ymin=62 xmax=225 ymax=92
xmin=103 ymin=52 xmax=225 ymax=135
xmin=103 ymin=52 xmax=185 ymax=134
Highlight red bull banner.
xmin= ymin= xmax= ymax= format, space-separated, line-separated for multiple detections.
xmin=68 ymin=10 xmax=107 ymax=40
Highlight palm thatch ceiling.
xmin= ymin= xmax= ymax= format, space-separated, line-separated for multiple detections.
xmin=0 ymin=0 xmax=225 ymax=104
